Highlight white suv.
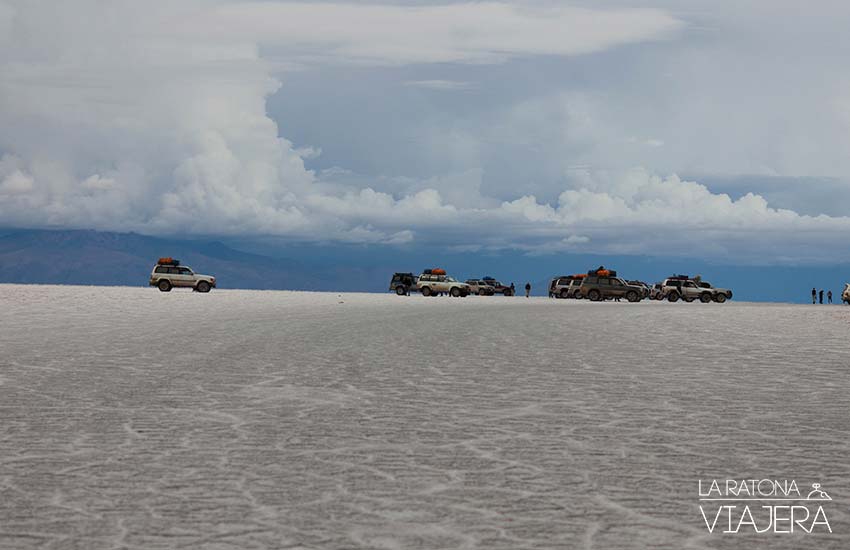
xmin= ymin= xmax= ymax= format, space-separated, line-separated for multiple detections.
xmin=150 ymin=261 xmax=216 ymax=292
xmin=417 ymin=274 xmax=470 ymax=297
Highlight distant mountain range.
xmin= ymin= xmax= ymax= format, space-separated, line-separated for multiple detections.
xmin=0 ymin=229 xmax=384 ymax=291
xmin=0 ymin=228 xmax=848 ymax=302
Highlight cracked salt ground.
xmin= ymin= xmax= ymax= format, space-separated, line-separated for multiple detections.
xmin=1 ymin=284 xmax=849 ymax=549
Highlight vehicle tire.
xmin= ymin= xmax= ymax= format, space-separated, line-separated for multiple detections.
xmin=196 ymin=281 xmax=211 ymax=293
xmin=588 ymin=289 xmax=601 ymax=302
xmin=450 ymin=287 xmax=461 ymax=297
xmin=158 ymin=280 xmax=172 ymax=292
xmin=714 ymin=293 xmax=727 ymax=303
xmin=667 ymin=292 xmax=679 ymax=303
xmin=396 ymin=286 xmax=406 ymax=295
xmin=421 ymin=286 xmax=432 ymax=297
xmin=560 ymin=289 xmax=570 ymax=299
xmin=700 ymin=292 xmax=712 ymax=303
xmin=626 ymin=290 xmax=639 ymax=302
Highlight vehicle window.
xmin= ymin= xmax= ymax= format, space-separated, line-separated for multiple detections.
xmin=684 ymin=281 xmax=696 ymax=288
xmin=178 ymin=268 xmax=192 ymax=275
xmin=155 ymin=266 xmax=167 ymax=274
xmin=611 ymin=279 xmax=624 ymax=286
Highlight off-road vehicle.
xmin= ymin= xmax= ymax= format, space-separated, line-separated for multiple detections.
xmin=627 ymin=280 xmax=651 ymax=299
xmin=417 ymin=273 xmax=470 ymax=297
xmin=149 ymin=258 xmax=216 ymax=292
xmin=649 ymin=283 xmax=664 ymax=300
xmin=661 ymin=277 xmax=713 ymax=303
xmin=465 ymin=279 xmax=496 ymax=295
xmin=697 ymin=281 xmax=733 ymax=303
xmin=579 ymin=275 xmax=644 ymax=302
xmin=842 ymin=283 xmax=850 ymax=304
xmin=389 ymin=272 xmax=418 ymax=295
xmin=661 ymin=276 xmax=732 ymax=303
xmin=481 ymin=277 xmax=514 ymax=296
xmin=551 ymin=275 xmax=585 ymax=299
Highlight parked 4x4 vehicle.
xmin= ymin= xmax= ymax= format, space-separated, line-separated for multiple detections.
xmin=417 ymin=271 xmax=470 ymax=297
xmin=697 ymin=281 xmax=733 ymax=303
xmin=150 ymin=258 xmax=216 ymax=292
xmin=466 ymin=279 xmax=496 ymax=295
xmin=389 ymin=272 xmax=418 ymax=295
xmin=843 ymin=283 xmax=850 ymax=304
xmin=649 ymin=283 xmax=664 ymax=300
xmin=481 ymin=277 xmax=514 ymax=296
xmin=661 ymin=276 xmax=731 ymax=303
xmin=580 ymin=275 xmax=644 ymax=302
xmin=551 ymin=275 xmax=585 ymax=299
xmin=627 ymin=281 xmax=651 ymax=299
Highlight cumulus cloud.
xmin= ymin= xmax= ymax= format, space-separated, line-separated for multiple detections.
xmin=194 ymin=2 xmax=682 ymax=65
xmin=403 ymin=80 xmax=473 ymax=91
xmin=1 ymin=0 xmax=849 ymax=260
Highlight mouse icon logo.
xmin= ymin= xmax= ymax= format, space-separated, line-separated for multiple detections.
xmin=807 ymin=483 xmax=831 ymax=501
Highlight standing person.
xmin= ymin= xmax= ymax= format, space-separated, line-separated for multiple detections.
xmin=828 ymin=290 xmax=833 ymax=304
xmin=525 ymin=282 xmax=531 ymax=298
xmin=510 ymin=282 xmax=515 ymax=296
xmin=819 ymin=289 xmax=824 ymax=304
xmin=812 ymin=287 xmax=817 ymax=304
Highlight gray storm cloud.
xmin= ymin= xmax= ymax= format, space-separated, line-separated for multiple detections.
xmin=1 ymin=0 xmax=850 ymax=260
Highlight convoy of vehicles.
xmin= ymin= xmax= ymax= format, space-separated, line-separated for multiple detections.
xmin=146 ymin=257 xmax=739 ymax=304
xmin=384 ymin=266 xmax=735 ymax=304
xmin=146 ymin=257 xmax=734 ymax=304
xmin=149 ymin=258 xmax=216 ymax=292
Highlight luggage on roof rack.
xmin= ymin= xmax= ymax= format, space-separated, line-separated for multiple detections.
xmin=587 ymin=269 xmax=616 ymax=277
xmin=431 ymin=268 xmax=446 ymax=275
xmin=157 ymin=257 xmax=179 ymax=266
xmin=482 ymin=276 xmax=495 ymax=281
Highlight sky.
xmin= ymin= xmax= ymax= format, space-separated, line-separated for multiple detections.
xmin=2 ymin=1 xmax=850 ymax=265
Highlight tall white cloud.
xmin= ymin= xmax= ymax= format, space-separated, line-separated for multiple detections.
xmin=2 ymin=0 xmax=850 ymax=261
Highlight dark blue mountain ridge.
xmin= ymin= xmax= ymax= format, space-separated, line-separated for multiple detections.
xmin=0 ymin=228 xmax=848 ymax=302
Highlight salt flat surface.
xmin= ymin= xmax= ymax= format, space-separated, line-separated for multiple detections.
xmin=1 ymin=284 xmax=849 ymax=549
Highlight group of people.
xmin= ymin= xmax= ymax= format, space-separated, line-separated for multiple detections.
xmin=811 ymin=287 xmax=833 ymax=304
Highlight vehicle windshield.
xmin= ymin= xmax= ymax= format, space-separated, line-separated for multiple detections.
xmin=446 ymin=276 xmax=457 ymax=282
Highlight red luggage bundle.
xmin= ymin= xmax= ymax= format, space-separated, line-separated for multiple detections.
xmin=157 ymin=257 xmax=179 ymax=266
xmin=431 ymin=268 xmax=446 ymax=275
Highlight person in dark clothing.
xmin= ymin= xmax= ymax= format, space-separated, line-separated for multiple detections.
xmin=812 ymin=287 xmax=817 ymax=304
xmin=828 ymin=290 xmax=833 ymax=304
xmin=510 ymin=283 xmax=515 ymax=295
xmin=525 ymin=282 xmax=531 ymax=298
xmin=819 ymin=289 xmax=824 ymax=304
